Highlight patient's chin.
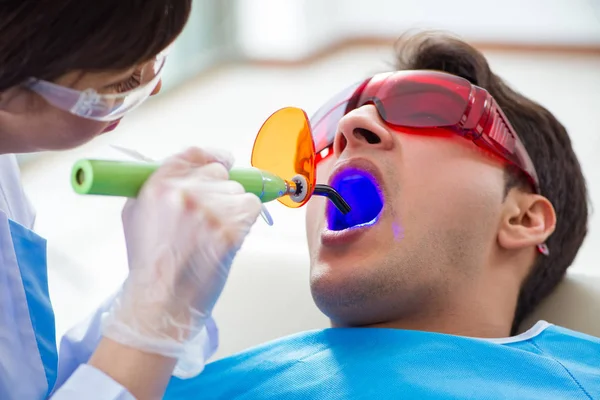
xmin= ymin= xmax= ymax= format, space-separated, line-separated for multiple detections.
xmin=309 ymin=265 xmax=395 ymax=327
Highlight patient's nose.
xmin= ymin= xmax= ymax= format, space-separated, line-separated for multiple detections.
xmin=333 ymin=105 xmax=394 ymax=157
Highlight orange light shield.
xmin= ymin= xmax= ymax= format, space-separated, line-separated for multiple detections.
xmin=251 ymin=107 xmax=316 ymax=208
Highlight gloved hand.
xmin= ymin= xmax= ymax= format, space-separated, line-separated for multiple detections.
xmin=101 ymin=147 xmax=262 ymax=377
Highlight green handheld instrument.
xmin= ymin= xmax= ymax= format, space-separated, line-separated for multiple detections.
xmin=71 ymin=159 xmax=311 ymax=204
xmin=70 ymin=106 xmax=351 ymax=214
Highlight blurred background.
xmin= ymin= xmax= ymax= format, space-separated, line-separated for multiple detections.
xmin=18 ymin=0 xmax=600 ymax=359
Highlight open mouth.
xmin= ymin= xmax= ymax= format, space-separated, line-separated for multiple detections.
xmin=327 ymin=168 xmax=384 ymax=231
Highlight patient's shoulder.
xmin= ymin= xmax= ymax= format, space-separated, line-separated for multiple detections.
xmin=533 ymin=323 xmax=600 ymax=349
xmin=509 ymin=320 xmax=599 ymax=350
xmin=527 ymin=323 xmax=600 ymax=393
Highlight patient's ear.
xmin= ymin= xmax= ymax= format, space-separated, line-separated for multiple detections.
xmin=497 ymin=190 xmax=556 ymax=252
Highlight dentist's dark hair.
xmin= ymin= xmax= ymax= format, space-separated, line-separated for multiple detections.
xmin=0 ymin=0 xmax=191 ymax=91
xmin=393 ymin=31 xmax=589 ymax=335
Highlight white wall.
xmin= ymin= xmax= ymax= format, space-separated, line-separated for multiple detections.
xmin=235 ymin=0 xmax=600 ymax=60
xmin=20 ymin=46 xmax=600 ymax=358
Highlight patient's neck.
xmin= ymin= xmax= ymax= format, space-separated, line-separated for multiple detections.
xmin=367 ymin=310 xmax=512 ymax=339
xmin=360 ymin=273 xmax=520 ymax=339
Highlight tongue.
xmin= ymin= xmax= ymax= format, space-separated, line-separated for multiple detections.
xmin=328 ymin=173 xmax=383 ymax=231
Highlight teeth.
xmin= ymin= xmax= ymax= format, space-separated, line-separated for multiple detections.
xmin=342 ymin=174 xmax=364 ymax=181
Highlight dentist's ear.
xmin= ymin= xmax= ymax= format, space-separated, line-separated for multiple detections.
xmin=497 ymin=190 xmax=556 ymax=252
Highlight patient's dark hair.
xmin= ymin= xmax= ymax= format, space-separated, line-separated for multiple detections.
xmin=392 ymin=31 xmax=589 ymax=334
xmin=0 ymin=0 xmax=192 ymax=91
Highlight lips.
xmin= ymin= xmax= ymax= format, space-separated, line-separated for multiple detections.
xmin=102 ymin=119 xmax=121 ymax=133
xmin=326 ymin=160 xmax=385 ymax=232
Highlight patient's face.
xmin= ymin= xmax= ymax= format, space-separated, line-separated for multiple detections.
xmin=305 ymin=104 xmax=507 ymax=326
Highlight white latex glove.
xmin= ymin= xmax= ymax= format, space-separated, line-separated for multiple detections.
xmin=101 ymin=147 xmax=262 ymax=377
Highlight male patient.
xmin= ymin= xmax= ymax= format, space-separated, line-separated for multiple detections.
xmin=165 ymin=32 xmax=598 ymax=399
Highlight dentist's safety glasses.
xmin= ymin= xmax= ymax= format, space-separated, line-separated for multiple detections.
xmin=309 ymin=69 xmax=549 ymax=256
xmin=25 ymin=50 xmax=167 ymax=122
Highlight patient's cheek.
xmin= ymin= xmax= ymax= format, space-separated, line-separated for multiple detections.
xmin=305 ymin=158 xmax=335 ymax=244
xmin=305 ymin=197 xmax=325 ymax=247
xmin=315 ymin=157 xmax=335 ymax=184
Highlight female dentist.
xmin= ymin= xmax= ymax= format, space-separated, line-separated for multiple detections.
xmin=0 ymin=2 xmax=262 ymax=399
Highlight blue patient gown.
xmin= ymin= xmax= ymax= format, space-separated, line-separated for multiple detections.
xmin=165 ymin=321 xmax=600 ymax=399
xmin=0 ymin=154 xmax=218 ymax=399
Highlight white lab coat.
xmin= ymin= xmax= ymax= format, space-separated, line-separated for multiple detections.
xmin=0 ymin=154 xmax=218 ymax=399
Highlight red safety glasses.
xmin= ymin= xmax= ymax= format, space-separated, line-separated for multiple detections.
xmin=310 ymin=70 xmax=549 ymax=256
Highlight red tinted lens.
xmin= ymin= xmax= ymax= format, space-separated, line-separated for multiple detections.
xmin=312 ymin=101 xmax=347 ymax=157
xmin=359 ymin=71 xmax=472 ymax=128
xmin=310 ymin=80 xmax=365 ymax=154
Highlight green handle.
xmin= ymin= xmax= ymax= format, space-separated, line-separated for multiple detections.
xmin=71 ymin=159 xmax=288 ymax=203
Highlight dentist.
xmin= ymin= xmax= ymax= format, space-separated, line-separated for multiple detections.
xmin=0 ymin=2 xmax=261 ymax=399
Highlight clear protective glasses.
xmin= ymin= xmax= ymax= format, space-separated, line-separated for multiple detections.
xmin=25 ymin=50 xmax=168 ymax=122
